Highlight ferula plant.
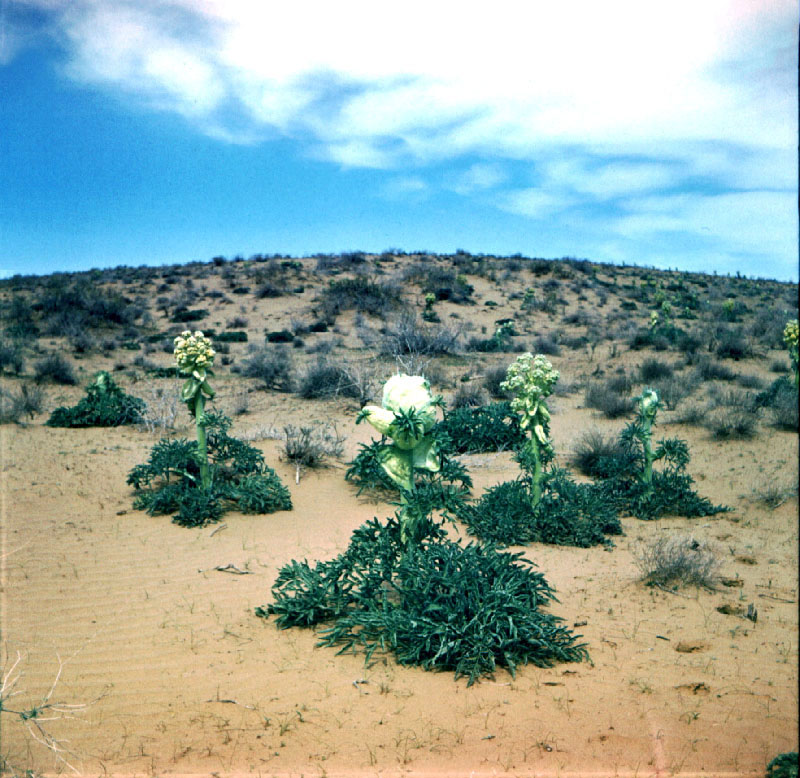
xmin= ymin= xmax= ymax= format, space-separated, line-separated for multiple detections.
xmin=46 ymin=370 xmax=145 ymax=427
xmin=592 ymin=388 xmax=728 ymax=521
xmin=784 ymin=319 xmax=798 ymax=388
xmin=457 ymin=354 xmax=621 ymax=548
xmin=174 ymin=330 xmax=216 ymax=489
xmin=500 ymin=352 xmax=559 ymax=507
xmin=357 ymin=374 xmax=443 ymax=543
xmin=127 ymin=330 xmax=291 ymax=527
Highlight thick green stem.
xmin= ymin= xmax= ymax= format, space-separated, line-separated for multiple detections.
xmin=528 ymin=438 xmax=543 ymax=509
xmin=194 ymin=393 xmax=210 ymax=490
xmin=641 ymin=418 xmax=654 ymax=487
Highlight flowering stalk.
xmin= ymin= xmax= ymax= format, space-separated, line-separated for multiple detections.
xmin=636 ymin=388 xmax=660 ymax=486
xmin=500 ymin=353 xmax=559 ymax=508
xmin=358 ymin=374 xmax=442 ymax=543
xmin=784 ymin=319 xmax=798 ymax=389
xmin=174 ymin=330 xmax=216 ymax=490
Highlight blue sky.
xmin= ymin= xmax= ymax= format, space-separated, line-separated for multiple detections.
xmin=1 ymin=1 xmax=797 ymax=281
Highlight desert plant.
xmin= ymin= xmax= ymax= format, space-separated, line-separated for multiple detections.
xmin=501 ymin=353 xmax=558 ymax=506
xmin=260 ymin=515 xmax=588 ymax=686
xmin=128 ymin=411 xmax=292 ymax=526
xmin=173 ymin=330 xmax=216 ymax=489
xmin=282 ymin=422 xmax=346 ymax=477
xmin=0 ymin=383 xmax=45 ymax=424
xmin=783 ymin=319 xmax=798 ymax=388
xmin=34 ymin=353 xmax=77 ymax=385
xmin=459 ymin=467 xmax=621 ymax=547
xmin=46 ymin=371 xmax=145 ymax=427
xmin=634 ymin=533 xmax=721 ymax=591
xmin=436 ymin=401 xmax=526 ymax=454
xmin=570 ymin=429 xmax=627 ymax=478
xmin=593 ymin=389 xmax=728 ymax=520
xmin=766 ymin=752 xmax=799 ymax=778
xmin=356 ymin=374 xmax=447 ymax=543
xmin=456 ymin=355 xmax=621 ymax=547
xmin=241 ymin=345 xmax=294 ymax=392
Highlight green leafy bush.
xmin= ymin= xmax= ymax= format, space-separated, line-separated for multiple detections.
xmin=435 ymin=402 xmax=526 ymax=454
xmin=47 ymin=371 xmax=145 ymax=427
xmin=766 ymin=753 xmax=799 ymax=778
xmin=128 ymin=411 xmax=291 ymax=527
xmin=457 ymin=467 xmax=621 ymax=548
xmin=215 ymin=331 xmax=248 ymax=343
xmin=592 ymin=390 xmax=728 ymax=521
xmin=455 ymin=354 xmax=622 ymax=548
xmin=260 ymin=516 xmax=588 ymax=686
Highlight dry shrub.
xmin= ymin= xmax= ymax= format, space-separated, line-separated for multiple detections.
xmin=634 ymin=534 xmax=721 ymax=590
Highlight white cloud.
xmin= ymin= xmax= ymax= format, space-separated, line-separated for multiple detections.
xmin=448 ymin=163 xmax=507 ymax=195
xmin=9 ymin=0 xmax=795 ymax=159
xmin=614 ymin=190 xmax=798 ymax=260
xmin=500 ymin=189 xmax=574 ymax=219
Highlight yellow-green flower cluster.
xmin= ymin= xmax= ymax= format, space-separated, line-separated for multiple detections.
xmin=783 ymin=319 xmax=798 ymax=357
xmin=500 ymin=353 xmax=559 ymax=438
xmin=174 ymin=330 xmax=215 ymax=380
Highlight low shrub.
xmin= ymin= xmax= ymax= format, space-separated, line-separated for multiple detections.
xmin=0 ymin=341 xmax=25 ymax=375
xmin=584 ymin=378 xmax=633 ymax=418
xmin=639 ymin=357 xmax=674 ymax=382
xmin=242 ymin=346 xmax=294 ymax=392
xmin=260 ymin=516 xmax=588 ymax=686
xmin=0 ymin=383 xmax=45 ymax=424
xmin=282 ymin=423 xmax=346 ymax=470
xmin=128 ymin=411 xmax=292 ymax=527
xmin=570 ymin=429 xmax=628 ymax=478
xmin=380 ymin=314 xmax=461 ymax=358
xmin=297 ymin=363 xmax=362 ymax=400
xmin=449 ymin=383 xmax=488 ymax=409
xmin=634 ymin=534 xmax=721 ymax=590
xmin=47 ymin=371 xmax=145 ymax=427
xmin=753 ymin=376 xmax=798 ymax=431
xmin=318 ymin=277 xmax=399 ymax=319
xmin=483 ymin=365 xmax=511 ymax=399
xmin=215 ymin=331 xmax=248 ymax=343
xmin=715 ymin=328 xmax=753 ymax=360
xmin=266 ymin=329 xmax=294 ymax=343
xmin=651 ymin=374 xmax=698 ymax=410
xmin=531 ymin=333 xmax=561 ymax=355
xmin=171 ymin=307 xmax=208 ymax=323
xmin=34 ymin=353 xmax=77 ymax=385
xmin=693 ymin=356 xmax=737 ymax=382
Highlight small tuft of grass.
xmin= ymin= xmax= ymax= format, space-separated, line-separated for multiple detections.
xmin=634 ymin=534 xmax=721 ymax=590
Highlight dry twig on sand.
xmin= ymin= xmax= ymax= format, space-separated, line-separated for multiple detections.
xmin=1 ymin=650 xmax=109 ymax=774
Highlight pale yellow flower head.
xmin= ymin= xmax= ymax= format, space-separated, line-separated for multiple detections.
xmin=500 ymin=353 xmax=558 ymax=431
xmin=783 ymin=319 xmax=798 ymax=351
xmin=174 ymin=330 xmax=215 ymax=378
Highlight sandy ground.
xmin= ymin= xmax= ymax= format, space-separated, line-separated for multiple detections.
xmin=2 ymin=370 xmax=797 ymax=778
